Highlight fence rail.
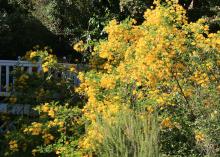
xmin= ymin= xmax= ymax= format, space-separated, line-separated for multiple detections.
xmin=0 ymin=60 xmax=42 ymax=97
xmin=0 ymin=60 xmax=79 ymax=97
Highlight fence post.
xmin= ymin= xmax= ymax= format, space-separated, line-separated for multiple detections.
xmin=37 ymin=61 xmax=42 ymax=73
xmin=28 ymin=66 xmax=32 ymax=74
xmin=0 ymin=66 xmax=1 ymax=93
xmin=6 ymin=65 xmax=9 ymax=93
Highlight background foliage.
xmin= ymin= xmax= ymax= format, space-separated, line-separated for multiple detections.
xmin=0 ymin=0 xmax=219 ymax=59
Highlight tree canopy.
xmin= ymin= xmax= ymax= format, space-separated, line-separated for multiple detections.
xmin=0 ymin=0 xmax=219 ymax=59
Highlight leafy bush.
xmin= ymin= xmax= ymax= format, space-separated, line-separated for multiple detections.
xmin=2 ymin=48 xmax=84 ymax=156
xmin=9 ymin=47 xmax=78 ymax=105
xmin=3 ymin=102 xmax=84 ymax=157
xmin=77 ymin=0 xmax=220 ymax=156
xmin=96 ymin=109 xmax=159 ymax=157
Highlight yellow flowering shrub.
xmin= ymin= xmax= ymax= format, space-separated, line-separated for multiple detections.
xmin=11 ymin=47 xmax=77 ymax=105
xmin=5 ymin=47 xmax=83 ymax=156
xmin=20 ymin=102 xmax=84 ymax=156
xmin=77 ymin=0 xmax=220 ymax=155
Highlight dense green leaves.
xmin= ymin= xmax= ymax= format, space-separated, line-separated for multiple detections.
xmin=1 ymin=0 xmax=219 ymax=59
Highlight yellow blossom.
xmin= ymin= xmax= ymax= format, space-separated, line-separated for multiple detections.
xmin=32 ymin=149 xmax=38 ymax=156
xmin=161 ymin=117 xmax=173 ymax=128
xmin=73 ymin=40 xmax=85 ymax=52
xmin=9 ymin=140 xmax=18 ymax=152
xmin=41 ymin=103 xmax=49 ymax=112
xmin=42 ymin=66 xmax=49 ymax=73
xmin=147 ymin=106 xmax=154 ymax=113
xmin=43 ymin=133 xmax=54 ymax=144
xmin=100 ymin=75 xmax=116 ymax=89
xmin=48 ymin=109 xmax=55 ymax=118
xmin=195 ymin=132 xmax=205 ymax=142
xmin=30 ymin=51 xmax=37 ymax=59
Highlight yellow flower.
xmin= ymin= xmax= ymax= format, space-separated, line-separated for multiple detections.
xmin=9 ymin=97 xmax=17 ymax=104
xmin=42 ymin=66 xmax=49 ymax=73
xmin=58 ymin=121 xmax=64 ymax=127
xmin=32 ymin=149 xmax=38 ymax=156
xmin=217 ymin=85 xmax=220 ymax=92
xmin=30 ymin=51 xmax=37 ymax=59
xmin=41 ymin=103 xmax=49 ymax=112
xmin=56 ymin=150 xmax=61 ymax=155
xmin=100 ymin=75 xmax=116 ymax=89
xmin=70 ymin=65 xmax=77 ymax=72
xmin=161 ymin=117 xmax=173 ymax=128
xmin=55 ymin=147 xmax=66 ymax=155
xmin=73 ymin=40 xmax=85 ymax=52
xmin=9 ymin=140 xmax=18 ymax=152
xmin=25 ymin=122 xmax=43 ymax=135
xmin=48 ymin=109 xmax=55 ymax=118
xmin=43 ymin=133 xmax=54 ymax=144
xmin=147 ymin=106 xmax=154 ymax=113
xmin=195 ymin=132 xmax=205 ymax=142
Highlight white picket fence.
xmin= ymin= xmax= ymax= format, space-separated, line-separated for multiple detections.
xmin=0 ymin=60 xmax=42 ymax=97
xmin=0 ymin=60 xmax=79 ymax=97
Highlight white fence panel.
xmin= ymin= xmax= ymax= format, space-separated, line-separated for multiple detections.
xmin=0 ymin=60 xmax=42 ymax=97
xmin=0 ymin=60 xmax=80 ymax=97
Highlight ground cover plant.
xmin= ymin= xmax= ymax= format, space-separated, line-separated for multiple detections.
xmin=1 ymin=0 xmax=220 ymax=156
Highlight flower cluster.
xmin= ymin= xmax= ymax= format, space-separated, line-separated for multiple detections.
xmin=73 ymin=40 xmax=85 ymax=52
xmin=8 ymin=140 xmax=18 ymax=152
xmin=24 ymin=122 xmax=42 ymax=136
xmin=25 ymin=47 xmax=57 ymax=73
xmin=195 ymin=131 xmax=205 ymax=142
